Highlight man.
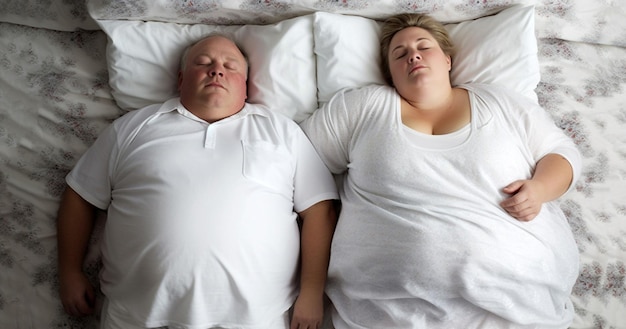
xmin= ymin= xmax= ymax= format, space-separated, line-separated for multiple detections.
xmin=57 ymin=34 xmax=338 ymax=329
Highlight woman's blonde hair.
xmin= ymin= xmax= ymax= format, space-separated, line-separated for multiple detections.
xmin=380 ymin=13 xmax=456 ymax=86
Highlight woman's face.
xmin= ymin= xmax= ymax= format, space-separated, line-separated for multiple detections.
xmin=387 ymin=27 xmax=451 ymax=94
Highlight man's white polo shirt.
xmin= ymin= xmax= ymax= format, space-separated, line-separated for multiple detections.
xmin=66 ymin=98 xmax=338 ymax=328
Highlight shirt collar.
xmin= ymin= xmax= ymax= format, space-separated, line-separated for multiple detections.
xmin=156 ymin=97 xmax=270 ymax=123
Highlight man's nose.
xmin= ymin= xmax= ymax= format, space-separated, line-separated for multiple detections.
xmin=209 ymin=66 xmax=224 ymax=77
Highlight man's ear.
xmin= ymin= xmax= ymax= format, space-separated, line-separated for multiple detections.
xmin=177 ymin=71 xmax=183 ymax=92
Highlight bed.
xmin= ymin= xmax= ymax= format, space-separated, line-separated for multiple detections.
xmin=1 ymin=0 xmax=625 ymax=328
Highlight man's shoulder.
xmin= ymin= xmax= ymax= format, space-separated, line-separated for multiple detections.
xmin=118 ymin=98 xmax=180 ymax=120
xmin=243 ymin=103 xmax=308 ymax=143
xmin=244 ymin=103 xmax=299 ymax=125
xmin=116 ymin=100 xmax=171 ymax=120
xmin=111 ymin=100 xmax=174 ymax=135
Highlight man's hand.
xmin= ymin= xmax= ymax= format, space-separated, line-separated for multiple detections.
xmin=290 ymin=293 xmax=323 ymax=329
xmin=59 ymin=270 xmax=95 ymax=317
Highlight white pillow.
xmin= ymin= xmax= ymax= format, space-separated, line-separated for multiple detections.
xmin=314 ymin=4 xmax=540 ymax=105
xmin=98 ymin=15 xmax=317 ymax=122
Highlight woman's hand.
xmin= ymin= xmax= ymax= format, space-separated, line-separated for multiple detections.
xmin=501 ymin=154 xmax=575 ymax=221
xmin=500 ymin=179 xmax=545 ymax=221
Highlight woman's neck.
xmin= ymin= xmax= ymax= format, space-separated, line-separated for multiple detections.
xmin=402 ymin=83 xmax=453 ymax=112
xmin=400 ymin=86 xmax=470 ymax=135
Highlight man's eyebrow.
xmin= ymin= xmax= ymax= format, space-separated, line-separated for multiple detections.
xmin=193 ymin=53 xmax=242 ymax=61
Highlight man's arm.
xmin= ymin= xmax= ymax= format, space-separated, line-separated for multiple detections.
xmin=500 ymin=153 xmax=574 ymax=221
xmin=57 ymin=185 xmax=98 ymax=316
xmin=290 ymin=200 xmax=337 ymax=329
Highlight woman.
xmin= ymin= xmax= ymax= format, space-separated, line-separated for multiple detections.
xmin=301 ymin=13 xmax=581 ymax=329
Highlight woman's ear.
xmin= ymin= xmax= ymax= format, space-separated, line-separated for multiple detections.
xmin=446 ymin=55 xmax=452 ymax=71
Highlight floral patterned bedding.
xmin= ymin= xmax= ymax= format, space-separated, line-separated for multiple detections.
xmin=1 ymin=1 xmax=625 ymax=328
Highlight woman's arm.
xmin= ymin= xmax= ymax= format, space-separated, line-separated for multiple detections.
xmin=500 ymin=153 xmax=574 ymax=221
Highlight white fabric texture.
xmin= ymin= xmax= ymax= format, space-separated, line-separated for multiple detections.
xmin=98 ymin=15 xmax=317 ymax=122
xmin=85 ymin=0 xmax=535 ymax=25
xmin=313 ymin=4 xmax=540 ymax=106
xmin=100 ymin=298 xmax=290 ymax=329
xmin=300 ymin=83 xmax=581 ymax=329
xmin=2 ymin=1 xmax=626 ymax=329
xmin=66 ymin=99 xmax=338 ymax=329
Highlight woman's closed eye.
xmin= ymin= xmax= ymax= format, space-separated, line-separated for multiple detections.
xmin=392 ymin=49 xmax=407 ymax=60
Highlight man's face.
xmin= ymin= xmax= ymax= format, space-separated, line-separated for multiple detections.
xmin=178 ymin=36 xmax=248 ymax=118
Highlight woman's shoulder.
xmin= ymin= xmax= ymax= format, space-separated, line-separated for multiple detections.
xmin=458 ymin=83 xmax=537 ymax=105
xmin=342 ymin=83 xmax=394 ymax=96
xmin=459 ymin=83 xmax=545 ymax=128
xmin=305 ymin=84 xmax=396 ymax=129
xmin=330 ymin=84 xmax=396 ymax=107
xmin=457 ymin=83 xmax=506 ymax=97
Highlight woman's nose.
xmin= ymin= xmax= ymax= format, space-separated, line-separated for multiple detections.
xmin=409 ymin=53 xmax=422 ymax=63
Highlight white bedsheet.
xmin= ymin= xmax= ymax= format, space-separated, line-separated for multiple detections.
xmin=1 ymin=1 xmax=625 ymax=328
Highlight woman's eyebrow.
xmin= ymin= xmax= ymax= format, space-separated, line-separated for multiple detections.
xmin=391 ymin=37 xmax=430 ymax=53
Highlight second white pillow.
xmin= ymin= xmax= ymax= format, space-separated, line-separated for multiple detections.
xmin=314 ymin=5 xmax=540 ymax=107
